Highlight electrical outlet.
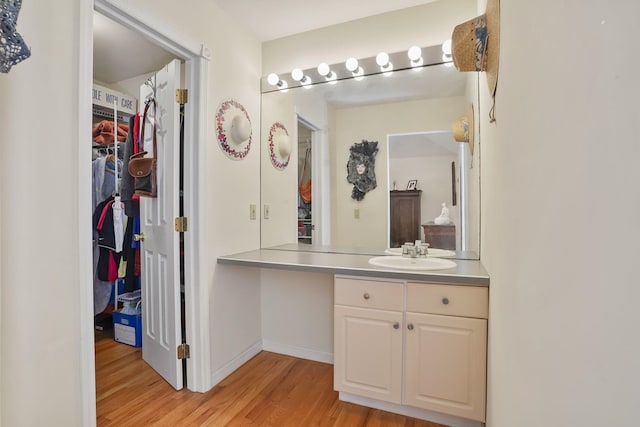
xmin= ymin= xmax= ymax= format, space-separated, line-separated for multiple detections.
xmin=354 ymin=208 xmax=360 ymax=219
xmin=264 ymin=204 xmax=270 ymax=219
xmin=250 ymin=204 xmax=256 ymax=220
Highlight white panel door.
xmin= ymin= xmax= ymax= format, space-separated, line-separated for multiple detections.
xmin=139 ymin=59 xmax=183 ymax=390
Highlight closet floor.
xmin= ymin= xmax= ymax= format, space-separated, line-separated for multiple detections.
xmin=95 ymin=338 xmax=448 ymax=427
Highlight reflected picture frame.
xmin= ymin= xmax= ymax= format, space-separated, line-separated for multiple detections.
xmin=407 ymin=180 xmax=417 ymax=190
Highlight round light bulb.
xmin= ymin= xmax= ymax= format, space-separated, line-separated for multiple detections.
xmin=317 ymin=62 xmax=330 ymax=76
xmin=408 ymin=46 xmax=422 ymax=61
xmin=442 ymin=39 xmax=452 ymax=56
xmin=345 ymin=57 xmax=359 ymax=72
xmin=267 ymin=73 xmax=280 ymax=86
xmin=291 ymin=68 xmax=304 ymax=81
xmin=376 ymin=52 xmax=389 ymax=67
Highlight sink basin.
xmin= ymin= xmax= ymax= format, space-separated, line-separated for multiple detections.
xmin=384 ymin=247 xmax=456 ymax=258
xmin=368 ymin=256 xmax=457 ymax=271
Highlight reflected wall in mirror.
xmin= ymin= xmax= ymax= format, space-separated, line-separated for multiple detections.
xmin=261 ymin=61 xmax=480 ymax=259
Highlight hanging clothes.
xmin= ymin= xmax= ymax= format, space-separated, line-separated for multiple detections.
xmin=299 ymin=145 xmax=312 ymax=205
xmin=92 ymin=155 xmax=106 ymax=208
xmin=94 ymin=197 xmax=121 ymax=282
xmin=112 ymin=197 xmax=125 ymax=253
xmin=121 ymin=114 xmax=141 ymax=217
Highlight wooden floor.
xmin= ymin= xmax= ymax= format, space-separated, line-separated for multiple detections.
xmin=95 ymin=333 xmax=448 ymax=427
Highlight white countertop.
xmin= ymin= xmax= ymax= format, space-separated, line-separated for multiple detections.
xmin=217 ymin=248 xmax=489 ymax=286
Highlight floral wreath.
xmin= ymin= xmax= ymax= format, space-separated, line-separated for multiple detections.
xmin=268 ymin=122 xmax=290 ymax=170
xmin=216 ymin=99 xmax=252 ymax=160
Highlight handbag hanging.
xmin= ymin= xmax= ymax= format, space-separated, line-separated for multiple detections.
xmin=128 ymin=99 xmax=158 ymax=197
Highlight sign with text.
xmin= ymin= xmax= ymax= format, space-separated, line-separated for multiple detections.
xmin=92 ymin=83 xmax=137 ymax=115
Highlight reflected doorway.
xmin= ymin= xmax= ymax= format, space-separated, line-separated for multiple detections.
xmin=387 ymin=131 xmax=464 ymax=250
xmin=297 ymin=120 xmax=313 ymax=243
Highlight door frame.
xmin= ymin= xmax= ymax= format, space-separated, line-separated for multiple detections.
xmin=79 ymin=1 xmax=211 ymax=424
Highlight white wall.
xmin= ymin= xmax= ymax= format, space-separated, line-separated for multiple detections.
xmin=260 ymin=90 xmax=300 ymax=247
xmin=119 ymin=0 xmax=264 ymax=386
xmin=482 ymin=0 xmax=640 ymax=426
xmin=0 ymin=1 xmax=87 ymax=425
xmin=263 ymin=0 xmax=477 ymax=74
xmin=261 ymin=269 xmax=334 ymax=362
xmin=0 ymin=0 xmax=262 ymax=425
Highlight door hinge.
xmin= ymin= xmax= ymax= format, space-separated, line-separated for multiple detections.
xmin=177 ymin=343 xmax=190 ymax=360
xmin=175 ymin=216 xmax=188 ymax=232
xmin=175 ymin=89 xmax=188 ymax=104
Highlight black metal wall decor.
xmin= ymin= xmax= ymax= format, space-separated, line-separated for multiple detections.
xmin=346 ymin=140 xmax=379 ymax=201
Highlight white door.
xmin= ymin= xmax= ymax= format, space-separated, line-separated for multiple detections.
xmin=139 ymin=59 xmax=183 ymax=390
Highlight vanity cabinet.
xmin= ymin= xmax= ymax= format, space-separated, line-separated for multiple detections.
xmin=405 ymin=283 xmax=488 ymax=421
xmin=334 ymin=276 xmax=488 ymax=423
xmin=390 ymin=190 xmax=422 ymax=247
xmin=333 ymin=277 xmax=404 ymax=403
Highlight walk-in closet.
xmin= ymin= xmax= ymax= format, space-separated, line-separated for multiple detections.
xmin=92 ymin=8 xmax=180 ymax=400
xmin=91 ymin=83 xmax=142 ymax=342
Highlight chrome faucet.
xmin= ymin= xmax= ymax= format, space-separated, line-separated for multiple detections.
xmin=402 ymin=241 xmax=429 ymax=258
xmin=402 ymin=243 xmax=417 ymax=258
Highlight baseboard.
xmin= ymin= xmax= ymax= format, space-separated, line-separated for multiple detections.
xmin=262 ymin=340 xmax=334 ymax=364
xmin=339 ymin=392 xmax=484 ymax=427
xmin=210 ymin=341 xmax=262 ymax=386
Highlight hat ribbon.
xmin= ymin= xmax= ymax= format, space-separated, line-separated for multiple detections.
xmin=473 ymin=16 xmax=488 ymax=72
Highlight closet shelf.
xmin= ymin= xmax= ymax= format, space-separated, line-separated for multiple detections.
xmin=92 ymin=107 xmax=131 ymax=122
xmin=117 ymin=289 xmax=141 ymax=303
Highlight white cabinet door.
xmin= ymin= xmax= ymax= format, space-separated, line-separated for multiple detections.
xmin=334 ymin=305 xmax=403 ymax=404
xmin=404 ymin=312 xmax=487 ymax=422
xmin=139 ymin=59 xmax=183 ymax=390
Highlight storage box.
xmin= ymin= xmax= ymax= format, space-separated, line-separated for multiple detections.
xmin=113 ymin=311 xmax=142 ymax=347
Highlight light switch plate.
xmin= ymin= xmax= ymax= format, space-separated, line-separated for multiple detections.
xmin=264 ymin=205 xmax=270 ymax=219
xmin=354 ymin=209 xmax=360 ymax=219
xmin=250 ymin=204 xmax=256 ymax=220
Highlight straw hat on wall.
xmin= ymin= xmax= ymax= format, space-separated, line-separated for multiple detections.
xmin=452 ymin=104 xmax=475 ymax=156
xmin=451 ymin=0 xmax=500 ymax=97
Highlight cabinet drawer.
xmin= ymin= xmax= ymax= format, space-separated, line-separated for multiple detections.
xmin=407 ymin=283 xmax=488 ymax=318
xmin=335 ymin=276 xmax=403 ymax=311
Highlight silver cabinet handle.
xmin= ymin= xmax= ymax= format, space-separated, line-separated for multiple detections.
xmin=442 ymin=297 xmax=450 ymax=305
xmin=407 ymin=323 xmax=414 ymax=331
xmin=363 ymin=293 xmax=370 ymax=300
xmin=393 ymin=322 xmax=400 ymax=329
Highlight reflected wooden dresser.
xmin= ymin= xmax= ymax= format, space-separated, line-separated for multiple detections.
xmin=422 ymin=222 xmax=456 ymax=250
xmin=389 ymin=190 xmax=422 ymax=247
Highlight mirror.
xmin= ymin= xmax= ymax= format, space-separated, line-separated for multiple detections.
xmin=260 ymin=58 xmax=480 ymax=260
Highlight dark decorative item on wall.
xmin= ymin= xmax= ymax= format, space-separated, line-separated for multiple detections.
xmin=268 ymin=122 xmax=291 ymax=170
xmin=346 ymin=140 xmax=379 ymax=201
xmin=451 ymin=0 xmax=499 ymax=121
xmin=406 ymin=180 xmax=417 ymax=191
xmin=216 ymin=99 xmax=252 ymax=160
xmin=0 ymin=0 xmax=31 ymax=73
